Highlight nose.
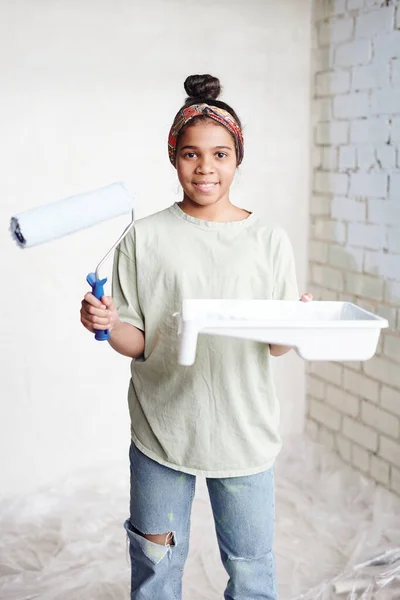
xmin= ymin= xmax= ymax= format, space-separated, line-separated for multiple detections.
xmin=195 ymin=157 xmax=215 ymax=174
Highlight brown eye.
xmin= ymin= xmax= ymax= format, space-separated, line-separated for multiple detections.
xmin=216 ymin=152 xmax=227 ymax=159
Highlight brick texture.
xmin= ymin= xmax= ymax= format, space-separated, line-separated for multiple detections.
xmin=308 ymin=0 xmax=400 ymax=496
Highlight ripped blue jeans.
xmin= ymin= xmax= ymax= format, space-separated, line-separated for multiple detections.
xmin=125 ymin=442 xmax=277 ymax=600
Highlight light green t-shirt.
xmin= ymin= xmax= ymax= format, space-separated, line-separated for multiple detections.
xmin=112 ymin=202 xmax=298 ymax=477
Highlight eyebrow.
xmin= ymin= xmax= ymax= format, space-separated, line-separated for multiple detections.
xmin=179 ymin=145 xmax=233 ymax=151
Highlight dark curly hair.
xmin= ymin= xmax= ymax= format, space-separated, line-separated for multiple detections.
xmin=175 ymin=73 xmax=242 ymax=137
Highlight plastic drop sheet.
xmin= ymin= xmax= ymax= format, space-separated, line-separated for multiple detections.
xmin=0 ymin=435 xmax=399 ymax=600
xmin=298 ymin=549 xmax=400 ymax=600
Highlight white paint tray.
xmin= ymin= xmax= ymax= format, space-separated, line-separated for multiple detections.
xmin=176 ymin=300 xmax=388 ymax=366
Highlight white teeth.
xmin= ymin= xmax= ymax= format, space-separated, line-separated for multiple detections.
xmin=194 ymin=183 xmax=217 ymax=190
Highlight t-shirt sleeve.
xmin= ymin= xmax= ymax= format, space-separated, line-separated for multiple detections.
xmin=112 ymin=230 xmax=145 ymax=331
xmin=272 ymin=227 xmax=299 ymax=301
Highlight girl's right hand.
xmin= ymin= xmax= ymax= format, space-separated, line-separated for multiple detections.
xmin=80 ymin=293 xmax=120 ymax=334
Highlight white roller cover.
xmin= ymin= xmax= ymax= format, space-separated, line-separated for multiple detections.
xmin=10 ymin=182 xmax=134 ymax=248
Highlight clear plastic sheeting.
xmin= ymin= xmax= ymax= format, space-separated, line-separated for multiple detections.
xmin=0 ymin=435 xmax=399 ymax=600
xmin=294 ymin=549 xmax=400 ymax=599
xmin=275 ymin=437 xmax=400 ymax=600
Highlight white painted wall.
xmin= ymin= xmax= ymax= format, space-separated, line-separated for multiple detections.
xmin=308 ymin=0 xmax=400 ymax=495
xmin=0 ymin=0 xmax=312 ymax=494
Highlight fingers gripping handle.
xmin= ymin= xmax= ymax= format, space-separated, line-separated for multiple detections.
xmin=86 ymin=272 xmax=110 ymax=341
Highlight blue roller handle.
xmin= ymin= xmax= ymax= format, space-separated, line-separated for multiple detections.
xmin=86 ymin=272 xmax=110 ymax=341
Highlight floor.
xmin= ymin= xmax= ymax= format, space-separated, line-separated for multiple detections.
xmin=0 ymin=435 xmax=399 ymax=600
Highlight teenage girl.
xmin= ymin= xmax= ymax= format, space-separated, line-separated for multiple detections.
xmin=80 ymin=74 xmax=311 ymax=600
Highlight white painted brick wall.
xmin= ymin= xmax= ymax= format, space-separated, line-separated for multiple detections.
xmin=352 ymin=444 xmax=370 ymax=472
xmin=376 ymin=305 xmax=397 ymax=329
xmin=352 ymin=62 xmax=390 ymax=90
xmin=309 ymin=0 xmax=400 ymax=496
xmin=350 ymin=117 xmax=390 ymax=143
xmin=350 ymin=172 xmax=388 ymax=197
xmin=314 ymin=97 xmax=332 ymax=121
xmin=317 ymin=427 xmax=336 ymax=448
xmin=347 ymin=0 xmax=364 ymax=11
xmin=370 ymin=455 xmax=390 ymax=485
xmin=376 ymin=144 xmax=396 ymax=169
xmin=312 ymin=264 xmax=344 ymax=290
xmin=334 ymin=0 xmax=347 ymax=15
xmin=363 ymin=356 xmax=400 ymax=388
xmin=311 ymin=194 xmax=331 ymax=215
xmin=331 ymin=196 xmax=366 ymax=221
xmin=357 ymin=145 xmax=375 ymax=170
xmin=315 ymin=47 xmax=335 ymax=72
xmin=361 ymin=400 xmax=400 ymax=438
xmin=334 ymin=92 xmax=369 ymax=118
xmin=329 ymin=244 xmax=364 ymax=271
xmin=364 ymin=250 xmax=400 ymax=280
xmin=309 ymin=361 xmax=343 ymax=386
xmin=374 ymin=31 xmax=400 ymax=60
xmin=310 ymin=240 xmax=329 ymax=262
xmin=391 ymin=173 xmax=400 ymax=198
xmin=383 ymin=334 xmax=400 ymax=362
xmin=384 ymin=280 xmax=400 ymax=304
xmin=309 ymin=398 xmax=342 ymax=430
xmin=322 ymin=147 xmax=338 ymax=170
xmin=316 ymin=70 xmax=351 ymax=95
xmin=315 ymin=0 xmax=346 ymax=21
xmin=343 ymin=417 xmax=378 ymax=451
xmin=308 ymin=374 xmax=326 ymax=399
xmin=365 ymin=0 xmax=385 ymax=7
xmin=326 ymin=384 xmax=360 ymax=416
xmin=338 ymin=145 xmax=356 ymax=169
xmin=314 ymin=217 xmax=347 ymax=242
xmin=355 ymin=6 xmax=394 ymax=39
xmin=393 ymin=59 xmax=400 ymax=86
xmin=336 ymin=434 xmax=351 ymax=461
xmin=370 ymin=88 xmax=400 ymax=114
xmin=347 ymin=222 xmax=386 ymax=250
xmin=315 ymin=171 xmax=349 ymax=194
xmin=381 ymin=386 xmax=400 ymax=417
xmin=345 ymin=271 xmax=384 ymax=300
xmin=368 ymin=199 xmax=400 ymax=225
xmin=391 ymin=467 xmax=400 ymax=494
xmin=379 ymin=436 xmax=400 ymax=466
xmin=316 ymin=121 xmax=348 ymax=144
xmin=319 ymin=17 xmax=354 ymax=46
xmin=335 ymin=39 xmax=372 ymax=66
xmin=343 ymin=368 xmax=380 ymax=403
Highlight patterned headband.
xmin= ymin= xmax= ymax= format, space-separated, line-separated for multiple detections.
xmin=168 ymin=103 xmax=244 ymax=167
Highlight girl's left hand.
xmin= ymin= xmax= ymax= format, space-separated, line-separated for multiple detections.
xmin=269 ymin=292 xmax=314 ymax=356
xmin=300 ymin=293 xmax=313 ymax=302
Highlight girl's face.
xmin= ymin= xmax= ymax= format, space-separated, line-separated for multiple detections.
xmin=176 ymin=120 xmax=237 ymax=208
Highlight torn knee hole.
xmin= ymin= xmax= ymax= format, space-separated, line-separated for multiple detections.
xmin=144 ymin=532 xmax=175 ymax=546
xmin=133 ymin=526 xmax=175 ymax=546
xmin=125 ymin=521 xmax=175 ymax=565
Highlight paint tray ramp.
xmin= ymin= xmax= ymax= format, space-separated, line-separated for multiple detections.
xmin=176 ymin=300 xmax=388 ymax=366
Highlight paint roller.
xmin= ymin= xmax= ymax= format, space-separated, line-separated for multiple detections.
xmin=10 ymin=182 xmax=135 ymax=341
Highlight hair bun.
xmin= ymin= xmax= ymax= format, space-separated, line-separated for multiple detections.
xmin=184 ymin=74 xmax=221 ymax=101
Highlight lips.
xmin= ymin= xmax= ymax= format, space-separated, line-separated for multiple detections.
xmin=192 ymin=182 xmax=219 ymax=192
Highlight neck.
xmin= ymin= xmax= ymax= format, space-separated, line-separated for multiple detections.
xmin=179 ymin=195 xmax=249 ymax=223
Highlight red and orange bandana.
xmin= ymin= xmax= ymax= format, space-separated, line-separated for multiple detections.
xmin=168 ymin=103 xmax=244 ymax=167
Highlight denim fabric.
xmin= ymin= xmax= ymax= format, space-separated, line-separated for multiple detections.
xmin=125 ymin=442 xmax=277 ymax=600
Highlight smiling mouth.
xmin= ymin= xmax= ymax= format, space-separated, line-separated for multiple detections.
xmin=192 ymin=182 xmax=219 ymax=192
